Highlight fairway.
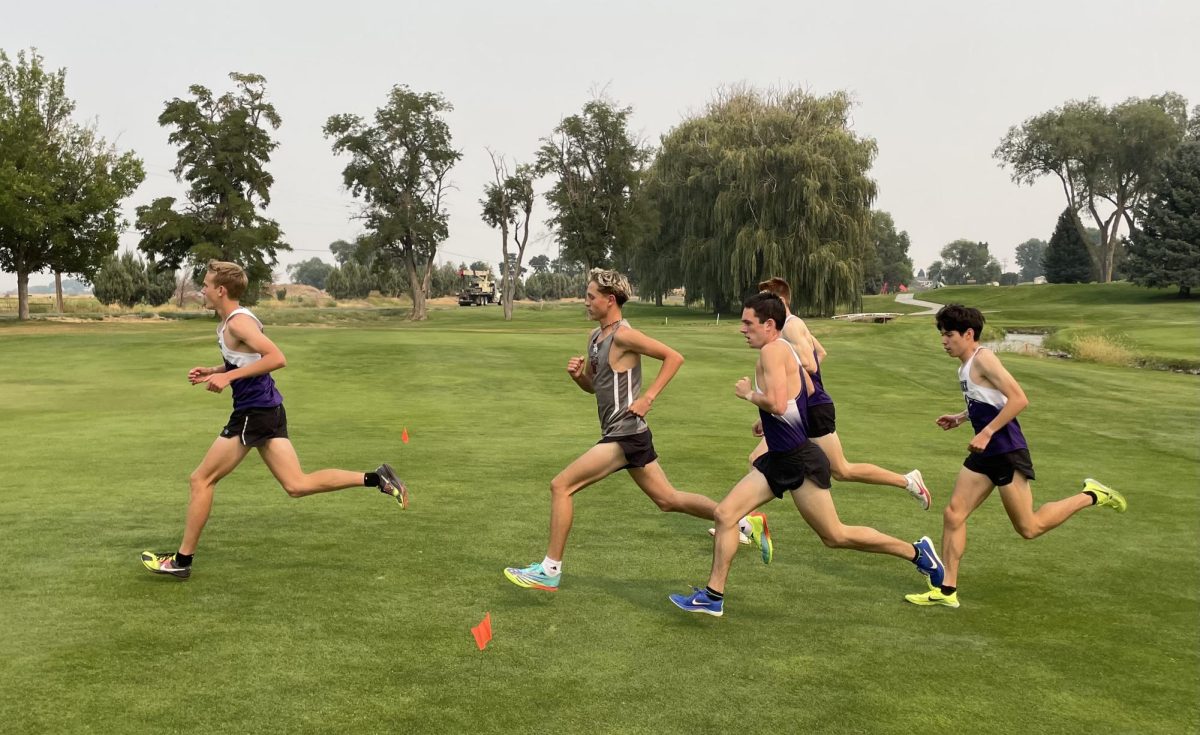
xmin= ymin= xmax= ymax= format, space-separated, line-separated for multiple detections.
xmin=1 ymin=302 xmax=1197 ymax=734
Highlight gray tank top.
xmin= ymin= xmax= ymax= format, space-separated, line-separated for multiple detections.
xmin=588 ymin=320 xmax=647 ymax=438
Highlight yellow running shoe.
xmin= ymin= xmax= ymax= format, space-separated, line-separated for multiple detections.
xmin=1084 ymin=478 xmax=1126 ymax=513
xmin=905 ymin=587 xmax=959 ymax=608
xmin=140 ymin=551 xmax=191 ymax=579
xmin=746 ymin=512 xmax=773 ymax=565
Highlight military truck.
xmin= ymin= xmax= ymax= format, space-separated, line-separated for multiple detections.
xmin=457 ymin=269 xmax=498 ymax=306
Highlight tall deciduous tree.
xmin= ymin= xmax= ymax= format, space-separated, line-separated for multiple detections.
xmin=481 ymin=150 xmax=535 ymax=320
xmin=645 ymin=87 xmax=877 ymax=315
xmin=937 ymin=240 xmax=1001 ymax=285
xmin=325 ymin=86 xmax=460 ymax=321
xmin=536 ymin=97 xmax=651 ymax=274
xmin=286 ymin=257 xmax=333 ymax=289
xmin=1043 ymin=209 xmax=1093 ymax=284
xmin=0 ymin=49 xmax=144 ymax=319
xmin=1126 ymin=138 xmax=1200 ymax=297
xmin=995 ymin=93 xmax=1189 ymax=281
xmin=1015 ymin=238 xmax=1048 ymax=282
xmin=135 ymin=73 xmax=287 ymax=303
xmin=862 ymin=211 xmax=914 ymax=294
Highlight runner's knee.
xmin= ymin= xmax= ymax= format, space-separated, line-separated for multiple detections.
xmin=817 ymin=528 xmax=850 ymax=548
xmin=1012 ymin=520 xmax=1042 ymax=540
xmin=279 ymin=476 xmax=309 ymax=498
xmin=712 ymin=503 xmax=741 ymax=528
xmin=649 ymin=491 xmax=679 ymax=512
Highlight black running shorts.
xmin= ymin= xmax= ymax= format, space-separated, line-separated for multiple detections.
xmin=599 ymin=428 xmax=659 ymax=470
xmin=963 ymin=448 xmax=1036 ymax=487
xmin=753 ymin=442 xmax=833 ymax=498
xmin=806 ymin=402 xmax=837 ymax=438
xmin=220 ymin=404 xmax=289 ymax=447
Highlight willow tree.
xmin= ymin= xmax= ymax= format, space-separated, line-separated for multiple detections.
xmin=646 ymin=87 xmax=876 ymax=316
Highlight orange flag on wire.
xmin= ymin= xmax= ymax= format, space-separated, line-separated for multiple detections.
xmin=472 ymin=613 xmax=493 ymax=650
xmin=401 ymin=427 xmax=410 ymax=444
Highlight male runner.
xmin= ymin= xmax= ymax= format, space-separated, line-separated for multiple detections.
xmin=674 ymin=292 xmax=943 ymax=616
xmin=905 ymin=304 xmax=1126 ymax=608
xmin=140 ymin=261 xmax=406 ymax=579
xmin=504 ymin=269 xmax=768 ymax=592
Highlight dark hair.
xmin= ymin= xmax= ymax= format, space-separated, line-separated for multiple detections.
xmin=936 ymin=303 xmax=984 ymax=340
xmin=757 ymin=277 xmax=791 ymax=305
xmin=743 ymin=291 xmax=787 ymax=331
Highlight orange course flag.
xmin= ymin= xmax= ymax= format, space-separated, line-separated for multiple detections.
xmin=401 ymin=427 xmax=410 ymax=444
xmin=472 ymin=612 xmax=493 ymax=650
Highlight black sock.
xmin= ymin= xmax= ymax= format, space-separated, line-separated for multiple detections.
xmin=175 ymin=552 xmax=193 ymax=567
xmin=911 ymin=545 xmax=921 ymax=563
xmin=704 ymin=586 xmax=724 ymax=600
xmin=939 ymin=585 xmax=956 ymax=595
xmin=1083 ymin=490 xmax=1098 ymax=504
xmin=364 ymin=472 xmax=381 ymax=487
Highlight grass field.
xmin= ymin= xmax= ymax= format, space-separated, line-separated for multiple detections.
xmin=1 ymin=293 xmax=1197 ymax=734
xmin=907 ymin=283 xmax=1200 ymax=370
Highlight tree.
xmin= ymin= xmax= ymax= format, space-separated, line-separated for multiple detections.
xmin=862 ymin=211 xmax=914 ymax=294
xmin=917 ymin=268 xmax=926 ymax=279
xmin=927 ymin=261 xmax=944 ymax=285
xmin=528 ymin=254 xmax=550 ymax=274
xmin=937 ymin=240 xmax=1000 ymax=285
xmin=325 ymin=261 xmax=372 ymax=299
xmin=1015 ymin=238 xmax=1048 ymax=282
xmin=135 ymin=73 xmax=288 ymax=305
xmin=91 ymin=253 xmax=136 ymax=307
xmin=1126 ymin=139 xmax=1200 ymax=296
xmin=537 ymin=96 xmax=651 ymax=273
xmin=324 ymin=86 xmax=460 ymax=321
xmin=0 ymin=49 xmax=144 ymax=320
xmin=645 ymin=87 xmax=877 ymax=315
xmin=629 ymin=167 xmax=680 ymax=306
xmin=286 ymin=257 xmax=333 ymax=289
xmin=995 ymin=93 xmax=1190 ymax=282
xmin=481 ymin=150 xmax=536 ymax=320
xmin=92 ymin=251 xmax=175 ymax=307
xmin=1044 ymin=208 xmax=1093 ymax=283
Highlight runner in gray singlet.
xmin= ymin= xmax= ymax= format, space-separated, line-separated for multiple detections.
xmin=504 ymin=269 xmax=768 ymax=592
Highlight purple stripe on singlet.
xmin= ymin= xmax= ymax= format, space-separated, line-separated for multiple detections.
xmin=226 ymin=360 xmax=283 ymax=411
xmin=966 ymin=399 xmax=1027 ymax=456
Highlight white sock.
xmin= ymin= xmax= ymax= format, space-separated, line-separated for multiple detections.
xmin=737 ymin=517 xmax=753 ymax=537
xmin=541 ymin=556 xmax=562 ymax=576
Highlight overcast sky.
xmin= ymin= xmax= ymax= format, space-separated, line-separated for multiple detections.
xmin=3 ymin=0 xmax=1197 ymax=293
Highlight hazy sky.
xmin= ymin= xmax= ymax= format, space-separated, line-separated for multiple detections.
xmin=3 ymin=0 xmax=1197 ymax=293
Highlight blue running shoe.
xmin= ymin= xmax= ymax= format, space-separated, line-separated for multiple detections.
xmin=503 ymin=562 xmax=560 ymax=591
xmin=669 ymin=586 xmax=724 ymax=617
xmin=912 ymin=536 xmax=945 ymax=588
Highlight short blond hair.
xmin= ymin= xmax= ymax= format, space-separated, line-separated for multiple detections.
xmin=589 ymin=268 xmax=631 ymax=306
xmin=207 ymin=260 xmax=248 ymax=299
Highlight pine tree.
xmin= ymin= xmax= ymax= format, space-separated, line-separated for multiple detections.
xmin=1044 ymin=209 xmax=1093 ymax=283
xmin=1127 ymin=140 xmax=1200 ymax=297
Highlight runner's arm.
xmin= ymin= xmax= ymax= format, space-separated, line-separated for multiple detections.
xmin=222 ymin=315 xmax=287 ymax=380
xmin=969 ymin=349 xmax=1028 ymax=450
xmin=615 ymin=327 xmax=683 ymax=415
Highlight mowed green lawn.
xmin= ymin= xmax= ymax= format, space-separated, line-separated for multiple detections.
xmin=907 ymin=283 xmax=1200 ymax=369
xmin=1 ymin=300 xmax=1197 ymax=734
